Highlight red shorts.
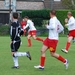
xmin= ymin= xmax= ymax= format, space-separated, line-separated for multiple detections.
xmin=28 ymin=30 xmax=36 ymax=36
xmin=69 ymin=30 xmax=75 ymax=37
xmin=43 ymin=38 xmax=58 ymax=52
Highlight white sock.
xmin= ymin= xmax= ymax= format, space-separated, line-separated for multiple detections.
xmin=13 ymin=56 xmax=19 ymax=67
xmin=14 ymin=52 xmax=27 ymax=57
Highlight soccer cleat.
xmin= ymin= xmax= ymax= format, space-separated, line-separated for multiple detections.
xmin=12 ymin=66 xmax=19 ymax=69
xmin=61 ymin=49 xmax=68 ymax=53
xmin=64 ymin=59 xmax=69 ymax=69
xmin=26 ymin=51 xmax=31 ymax=60
xmin=34 ymin=65 xmax=44 ymax=70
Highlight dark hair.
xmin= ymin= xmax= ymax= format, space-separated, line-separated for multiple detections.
xmin=50 ymin=10 xmax=56 ymax=15
xmin=13 ymin=12 xmax=18 ymax=19
xmin=24 ymin=16 xmax=29 ymax=19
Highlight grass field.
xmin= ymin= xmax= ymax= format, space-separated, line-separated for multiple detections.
xmin=0 ymin=36 xmax=75 ymax=75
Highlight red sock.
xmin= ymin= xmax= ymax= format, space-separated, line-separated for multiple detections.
xmin=40 ymin=56 xmax=45 ymax=67
xmin=66 ymin=42 xmax=70 ymax=51
xmin=57 ymin=55 xmax=66 ymax=63
xmin=28 ymin=39 xmax=32 ymax=46
xmin=36 ymin=37 xmax=43 ymax=42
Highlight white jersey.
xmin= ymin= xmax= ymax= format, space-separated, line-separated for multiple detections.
xmin=46 ymin=17 xmax=64 ymax=40
xmin=66 ymin=16 xmax=75 ymax=31
xmin=24 ymin=20 xmax=36 ymax=31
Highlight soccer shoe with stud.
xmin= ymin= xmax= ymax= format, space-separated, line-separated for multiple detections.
xmin=34 ymin=65 xmax=44 ymax=70
xmin=61 ymin=49 xmax=68 ymax=53
xmin=64 ymin=59 xmax=69 ymax=69
xmin=12 ymin=66 xmax=19 ymax=69
xmin=26 ymin=51 xmax=31 ymax=60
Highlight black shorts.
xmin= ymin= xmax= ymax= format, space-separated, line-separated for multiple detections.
xmin=11 ymin=40 xmax=21 ymax=52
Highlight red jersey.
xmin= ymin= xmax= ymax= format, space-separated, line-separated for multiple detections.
xmin=21 ymin=21 xmax=26 ymax=29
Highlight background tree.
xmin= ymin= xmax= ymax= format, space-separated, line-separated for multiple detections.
xmin=61 ymin=0 xmax=75 ymax=9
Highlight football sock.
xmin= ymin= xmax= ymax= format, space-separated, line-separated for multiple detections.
xmin=40 ymin=56 xmax=45 ymax=67
xmin=65 ymin=42 xmax=70 ymax=51
xmin=28 ymin=39 xmax=32 ymax=46
xmin=57 ymin=55 xmax=66 ymax=63
xmin=14 ymin=52 xmax=27 ymax=57
xmin=13 ymin=56 xmax=19 ymax=67
xmin=36 ymin=37 xmax=43 ymax=42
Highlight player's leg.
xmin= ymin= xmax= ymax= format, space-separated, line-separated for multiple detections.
xmin=24 ymin=29 xmax=26 ymax=36
xmin=14 ymin=52 xmax=31 ymax=60
xmin=49 ymin=40 xmax=68 ymax=69
xmin=61 ymin=36 xmax=73 ymax=53
xmin=27 ymin=34 xmax=32 ymax=47
xmin=11 ymin=42 xmax=19 ymax=69
xmin=13 ymin=41 xmax=31 ymax=60
xmin=50 ymin=52 xmax=68 ymax=69
xmin=32 ymin=35 xmax=43 ymax=42
xmin=34 ymin=45 xmax=48 ymax=70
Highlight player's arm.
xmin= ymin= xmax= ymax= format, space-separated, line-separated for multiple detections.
xmin=65 ymin=19 xmax=75 ymax=26
xmin=57 ymin=21 xmax=64 ymax=33
xmin=24 ymin=23 xmax=29 ymax=29
xmin=10 ymin=24 xmax=17 ymax=41
xmin=46 ymin=19 xmax=55 ymax=29
xmin=18 ymin=24 xmax=24 ymax=36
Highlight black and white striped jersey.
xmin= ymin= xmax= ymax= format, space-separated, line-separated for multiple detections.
xmin=10 ymin=21 xmax=22 ymax=41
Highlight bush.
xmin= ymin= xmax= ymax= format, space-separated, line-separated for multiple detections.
xmin=21 ymin=9 xmax=50 ymax=26
xmin=21 ymin=9 xmax=75 ymax=35
xmin=0 ymin=25 xmax=9 ymax=36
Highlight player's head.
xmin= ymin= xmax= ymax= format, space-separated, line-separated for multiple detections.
xmin=67 ymin=12 xmax=72 ymax=18
xmin=22 ymin=19 xmax=25 ymax=21
xmin=50 ymin=10 xmax=56 ymax=18
xmin=12 ymin=12 xmax=18 ymax=19
xmin=24 ymin=16 xmax=29 ymax=21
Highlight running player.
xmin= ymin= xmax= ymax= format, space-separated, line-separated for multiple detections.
xmin=10 ymin=12 xmax=31 ymax=69
xmin=21 ymin=19 xmax=27 ymax=35
xmin=61 ymin=12 xmax=75 ymax=53
xmin=24 ymin=16 xmax=43 ymax=47
xmin=34 ymin=10 xmax=68 ymax=70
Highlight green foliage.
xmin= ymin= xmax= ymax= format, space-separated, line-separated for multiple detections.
xmin=32 ymin=18 xmax=43 ymax=27
xmin=0 ymin=25 xmax=9 ymax=36
xmin=21 ymin=9 xmax=75 ymax=25
xmin=21 ymin=9 xmax=50 ymax=26
xmin=61 ymin=0 xmax=75 ymax=9
xmin=21 ymin=9 xmax=75 ymax=34
xmin=21 ymin=9 xmax=50 ymax=19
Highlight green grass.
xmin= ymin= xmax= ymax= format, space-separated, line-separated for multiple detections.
xmin=0 ymin=36 xmax=75 ymax=75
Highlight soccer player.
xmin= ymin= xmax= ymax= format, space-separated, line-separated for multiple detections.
xmin=34 ymin=10 xmax=68 ymax=70
xmin=21 ymin=19 xmax=27 ymax=35
xmin=10 ymin=12 xmax=31 ymax=69
xmin=61 ymin=12 xmax=75 ymax=53
xmin=24 ymin=16 xmax=43 ymax=47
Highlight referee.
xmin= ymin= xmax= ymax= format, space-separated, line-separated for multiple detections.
xmin=10 ymin=12 xmax=31 ymax=69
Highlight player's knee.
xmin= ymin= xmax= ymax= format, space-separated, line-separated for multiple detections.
xmin=50 ymin=52 xmax=55 ymax=57
xmin=27 ymin=36 xmax=30 ymax=39
xmin=41 ymin=50 xmax=45 ymax=53
xmin=33 ymin=36 xmax=36 ymax=40
xmin=33 ymin=37 xmax=36 ymax=40
xmin=12 ymin=52 xmax=15 ymax=57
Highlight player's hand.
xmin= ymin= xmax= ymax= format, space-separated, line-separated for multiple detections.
xmin=65 ymin=24 xmax=67 ymax=27
xmin=45 ymin=24 xmax=48 ymax=27
xmin=65 ymin=18 xmax=68 ymax=24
